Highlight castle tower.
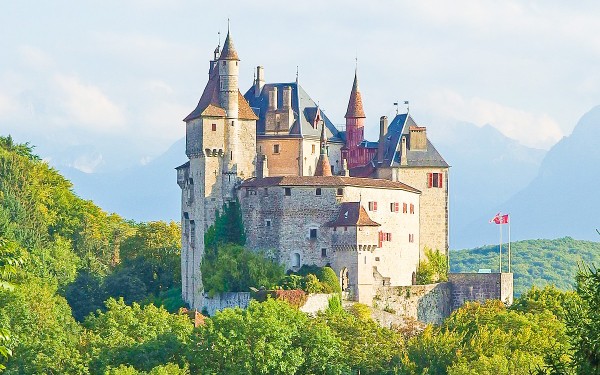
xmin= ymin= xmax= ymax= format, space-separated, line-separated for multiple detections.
xmin=344 ymin=70 xmax=366 ymax=168
xmin=178 ymin=30 xmax=258 ymax=309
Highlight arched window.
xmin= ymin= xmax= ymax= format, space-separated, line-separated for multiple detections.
xmin=292 ymin=253 xmax=301 ymax=268
xmin=340 ymin=267 xmax=349 ymax=291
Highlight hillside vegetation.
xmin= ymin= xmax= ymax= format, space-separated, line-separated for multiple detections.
xmin=3 ymin=136 xmax=600 ymax=374
xmin=451 ymin=237 xmax=600 ymax=295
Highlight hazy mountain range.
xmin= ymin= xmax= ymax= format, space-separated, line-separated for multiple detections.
xmin=56 ymin=106 xmax=600 ymax=248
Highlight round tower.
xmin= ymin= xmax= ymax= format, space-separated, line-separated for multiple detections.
xmin=345 ymin=70 xmax=366 ymax=168
xmin=218 ymin=30 xmax=240 ymax=119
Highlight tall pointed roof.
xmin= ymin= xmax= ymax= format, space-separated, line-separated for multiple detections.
xmin=314 ymin=123 xmax=333 ymax=176
xmin=219 ymin=30 xmax=239 ymax=61
xmin=345 ymin=71 xmax=366 ymax=118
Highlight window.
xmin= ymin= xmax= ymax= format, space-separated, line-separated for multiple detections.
xmin=292 ymin=253 xmax=301 ymax=268
xmin=230 ymin=151 xmax=233 ymax=160
xmin=284 ymin=187 xmax=291 ymax=196
xmin=403 ymin=203 xmax=408 ymax=214
xmin=410 ymin=203 xmax=415 ymax=214
xmin=344 ymin=226 xmax=348 ymax=232
xmin=427 ymin=172 xmax=444 ymax=188
xmin=391 ymin=202 xmax=399 ymax=212
xmin=312 ymin=144 xmax=316 ymax=154
xmin=264 ymin=188 xmax=269 ymax=196
xmin=231 ymin=120 xmax=234 ymax=126
xmin=386 ymin=233 xmax=392 ymax=241
xmin=375 ymin=257 xmax=380 ymax=261
xmin=273 ymin=144 xmax=280 ymax=154
xmin=310 ymin=228 xmax=317 ymax=239
xmin=378 ymin=231 xmax=392 ymax=247
xmin=315 ymin=188 xmax=322 ymax=196
xmin=321 ymin=248 xmax=327 ymax=257
xmin=368 ymin=201 xmax=378 ymax=211
xmin=409 ymin=234 xmax=414 ymax=243
xmin=333 ymin=227 xmax=337 ymax=232
xmin=265 ymin=219 xmax=271 ymax=228
xmin=190 ymin=220 xmax=196 ymax=248
xmin=336 ymin=188 xmax=344 ymax=196
xmin=211 ymin=123 xmax=217 ymax=131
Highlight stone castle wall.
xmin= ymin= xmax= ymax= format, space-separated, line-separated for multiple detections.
xmin=373 ymin=283 xmax=452 ymax=324
xmin=448 ymin=272 xmax=514 ymax=310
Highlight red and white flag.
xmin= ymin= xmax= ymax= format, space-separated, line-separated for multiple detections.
xmin=489 ymin=212 xmax=509 ymax=225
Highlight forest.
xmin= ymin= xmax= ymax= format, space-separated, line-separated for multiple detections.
xmin=1 ymin=135 xmax=600 ymax=374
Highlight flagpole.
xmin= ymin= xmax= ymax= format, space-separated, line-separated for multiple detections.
xmin=508 ymin=216 xmax=511 ymax=273
xmin=499 ymin=219 xmax=502 ymax=273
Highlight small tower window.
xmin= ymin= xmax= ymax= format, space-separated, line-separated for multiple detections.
xmin=292 ymin=253 xmax=301 ymax=268
xmin=284 ymin=188 xmax=291 ymax=196
xmin=309 ymin=228 xmax=317 ymax=239
xmin=212 ymin=123 xmax=217 ymax=131
xmin=336 ymin=188 xmax=344 ymax=196
xmin=315 ymin=188 xmax=322 ymax=196
xmin=312 ymin=144 xmax=316 ymax=154
xmin=273 ymin=144 xmax=280 ymax=154
xmin=321 ymin=248 xmax=327 ymax=257
xmin=265 ymin=219 xmax=271 ymax=228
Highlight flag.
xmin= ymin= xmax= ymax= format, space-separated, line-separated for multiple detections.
xmin=489 ymin=213 xmax=509 ymax=225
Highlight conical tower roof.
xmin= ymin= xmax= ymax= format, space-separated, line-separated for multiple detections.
xmin=345 ymin=71 xmax=366 ymax=118
xmin=314 ymin=123 xmax=333 ymax=176
xmin=219 ymin=30 xmax=239 ymax=61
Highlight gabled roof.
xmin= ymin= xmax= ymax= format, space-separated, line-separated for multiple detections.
xmin=184 ymin=69 xmax=258 ymax=122
xmin=380 ymin=114 xmax=449 ymax=168
xmin=345 ymin=72 xmax=366 ymax=118
xmin=241 ymin=175 xmax=420 ymax=193
xmin=327 ymin=202 xmax=380 ymax=227
xmin=244 ymin=82 xmax=343 ymax=142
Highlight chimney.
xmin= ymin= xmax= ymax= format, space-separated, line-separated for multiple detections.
xmin=258 ymin=154 xmax=269 ymax=178
xmin=400 ymin=136 xmax=408 ymax=166
xmin=255 ymin=66 xmax=265 ymax=97
xmin=268 ymin=86 xmax=278 ymax=111
xmin=377 ymin=116 xmax=387 ymax=164
xmin=282 ymin=86 xmax=292 ymax=109
xmin=342 ymin=158 xmax=350 ymax=176
xmin=409 ymin=126 xmax=427 ymax=151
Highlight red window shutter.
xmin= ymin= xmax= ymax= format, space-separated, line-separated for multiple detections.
xmin=410 ymin=203 xmax=414 ymax=214
xmin=439 ymin=173 xmax=443 ymax=188
xmin=395 ymin=202 xmax=399 ymax=212
xmin=403 ymin=203 xmax=408 ymax=213
xmin=378 ymin=231 xmax=383 ymax=248
xmin=373 ymin=202 xmax=377 ymax=211
xmin=428 ymin=173 xmax=433 ymax=188
xmin=389 ymin=233 xmax=392 ymax=241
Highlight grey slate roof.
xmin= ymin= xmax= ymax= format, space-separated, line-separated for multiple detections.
xmin=243 ymin=83 xmax=344 ymax=143
xmin=381 ymin=114 xmax=449 ymax=168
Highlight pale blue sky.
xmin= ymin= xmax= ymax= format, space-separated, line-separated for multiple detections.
xmin=1 ymin=1 xmax=599 ymax=172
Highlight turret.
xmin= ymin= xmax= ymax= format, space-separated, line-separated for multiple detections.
xmin=314 ymin=123 xmax=333 ymax=177
xmin=218 ymin=30 xmax=240 ymax=120
xmin=345 ymin=70 xmax=366 ymax=168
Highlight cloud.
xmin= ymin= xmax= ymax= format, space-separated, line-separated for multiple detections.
xmin=71 ymin=152 xmax=104 ymax=173
xmin=425 ymin=89 xmax=563 ymax=149
xmin=53 ymin=74 xmax=126 ymax=132
xmin=0 ymin=92 xmax=19 ymax=117
xmin=18 ymin=45 xmax=53 ymax=70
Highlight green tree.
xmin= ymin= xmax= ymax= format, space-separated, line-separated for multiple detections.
xmin=83 ymin=298 xmax=193 ymax=374
xmin=188 ymin=299 xmax=347 ymax=374
xmin=201 ymin=244 xmax=285 ymax=296
xmin=416 ymin=248 xmax=448 ymax=284
xmin=64 ymin=270 xmax=106 ymax=322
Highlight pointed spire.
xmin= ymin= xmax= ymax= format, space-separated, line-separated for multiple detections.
xmin=314 ymin=122 xmax=333 ymax=177
xmin=345 ymin=69 xmax=366 ymax=119
xmin=219 ymin=28 xmax=239 ymax=61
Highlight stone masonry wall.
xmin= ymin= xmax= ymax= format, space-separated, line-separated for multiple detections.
xmin=203 ymin=292 xmax=252 ymax=316
xmin=373 ymin=283 xmax=451 ymax=324
xmin=448 ymin=273 xmax=514 ymax=310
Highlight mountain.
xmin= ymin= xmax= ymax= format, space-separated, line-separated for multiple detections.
xmin=456 ymin=105 xmax=600 ymax=247
xmin=430 ymin=122 xmax=546 ymax=249
xmin=450 ymin=237 xmax=600 ymax=296
xmin=58 ymin=138 xmax=187 ymax=222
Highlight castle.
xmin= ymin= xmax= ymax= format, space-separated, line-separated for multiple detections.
xmin=177 ymin=30 xmax=449 ymax=310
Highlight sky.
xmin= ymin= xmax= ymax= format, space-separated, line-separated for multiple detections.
xmin=1 ymin=0 xmax=599 ymax=173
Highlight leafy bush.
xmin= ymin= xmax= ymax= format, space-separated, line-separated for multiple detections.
xmin=201 ymin=244 xmax=285 ymax=296
xmin=416 ymin=248 xmax=448 ymax=284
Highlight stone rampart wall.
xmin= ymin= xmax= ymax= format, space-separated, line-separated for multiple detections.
xmin=448 ymin=272 xmax=513 ymax=310
xmin=373 ymin=283 xmax=451 ymax=324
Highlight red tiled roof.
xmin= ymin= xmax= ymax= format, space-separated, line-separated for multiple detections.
xmin=241 ymin=175 xmax=420 ymax=193
xmin=238 ymin=91 xmax=259 ymax=120
xmin=344 ymin=73 xmax=366 ymax=119
xmin=327 ymin=202 xmax=380 ymax=227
